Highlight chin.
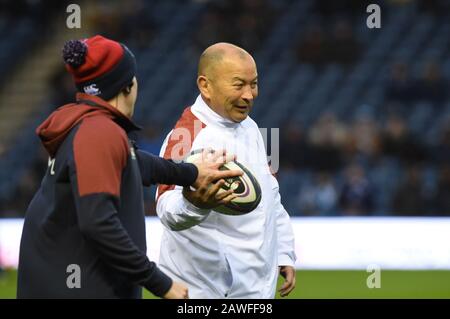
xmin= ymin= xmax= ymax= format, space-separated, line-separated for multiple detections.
xmin=231 ymin=114 xmax=248 ymax=122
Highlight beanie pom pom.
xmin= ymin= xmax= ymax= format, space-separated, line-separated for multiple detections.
xmin=62 ymin=40 xmax=87 ymax=68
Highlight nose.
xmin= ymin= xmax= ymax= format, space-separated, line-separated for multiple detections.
xmin=241 ymin=86 xmax=254 ymax=103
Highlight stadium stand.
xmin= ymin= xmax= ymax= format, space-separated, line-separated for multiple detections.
xmin=0 ymin=0 xmax=449 ymax=217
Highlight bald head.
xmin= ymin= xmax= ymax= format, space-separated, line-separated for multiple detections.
xmin=198 ymin=42 xmax=253 ymax=79
xmin=196 ymin=42 xmax=258 ymax=123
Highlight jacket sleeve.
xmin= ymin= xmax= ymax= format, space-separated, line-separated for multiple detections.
xmin=156 ymin=186 xmax=211 ymax=231
xmin=271 ymin=175 xmax=297 ymax=267
xmin=136 ymin=149 xmax=198 ymax=187
xmin=70 ymin=120 xmax=172 ymax=297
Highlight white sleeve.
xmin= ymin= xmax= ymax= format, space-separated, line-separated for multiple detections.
xmin=156 ymin=186 xmax=211 ymax=231
xmin=155 ymin=130 xmax=212 ymax=231
xmin=271 ymin=173 xmax=297 ymax=267
xmin=253 ymin=121 xmax=296 ymax=266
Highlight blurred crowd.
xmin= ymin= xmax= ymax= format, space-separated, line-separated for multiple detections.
xmin=386 ymin=62 xmax=447 ymax=109
xmin=0 ymin=0 xmax=68 ymax=24
xmin=191 ymin=0 xmax=278 ymax=56
xmin=279 ymin=110 xmax=450 ymax=216
xmin=295 ymin=18 xmax=362 ymax=67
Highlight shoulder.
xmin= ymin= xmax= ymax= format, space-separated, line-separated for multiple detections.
xmin=241 ymin=115 xmax=259 ymax=130
xmin=77 ymin=116 xmax=127 ymax=142
xmin=241 ymin=116 xmax=263 ymax=142
xmin=73 ymin=116 xmax=129 ymax=160
xmin=160 ymin=107 xmax=207 ymax=160
xmin=79 ymin=115 xmax=127 ymax=137
xmin=174 ymin=106 xmax=206 ymax=133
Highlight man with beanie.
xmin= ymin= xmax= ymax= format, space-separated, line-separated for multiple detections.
xmin=17 ymin=35 xmax=240 ymax=299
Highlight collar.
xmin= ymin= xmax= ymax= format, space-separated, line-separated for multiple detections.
xmin=76 ymin=93 xmax=142 ymax=133
xmin=191 ymin=95 xmax=241 ymax=128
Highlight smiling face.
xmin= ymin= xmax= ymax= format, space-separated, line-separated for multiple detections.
xmin=197 ymin=44 xmax=258 ymax=123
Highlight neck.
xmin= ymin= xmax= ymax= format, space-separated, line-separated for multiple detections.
xmin=107 ymin=95 xmax=131 ymax=118
xmin=106 ymin=94 xmax=120 ymax=107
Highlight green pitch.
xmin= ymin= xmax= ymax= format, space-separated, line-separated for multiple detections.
xmin=1 ymin=269 xmax=450 ymax=298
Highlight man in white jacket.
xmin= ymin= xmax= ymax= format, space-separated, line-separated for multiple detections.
xmin=156 ymin=43 xmax=296 ymax=298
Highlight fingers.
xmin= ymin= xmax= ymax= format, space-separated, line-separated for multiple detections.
xmin=202 ymin=149 xmax=236 ymax=166
xmin=210 ymin=149 xmax=236 ymax=163
xmin=218 ymin=193 xmax=238 ymax=205
xmin=215 ymin=189 xmax=234 ymax=200
xmin=213 ymin=169 xmax=243 ymax=180
xmin=206 ymin=179 xmax=226 ymax=197
xmin=279 ymin=278 xmax=295 ymax=297
xmin=279 ymin=267 xmax=296 ymax=297
xmin=280 ymin=283 xmax=295 ymax=297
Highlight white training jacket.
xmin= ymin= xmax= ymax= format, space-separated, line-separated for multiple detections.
xmin=156 ymin=95 xmax=296 ymax=298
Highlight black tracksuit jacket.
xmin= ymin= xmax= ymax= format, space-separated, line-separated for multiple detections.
xmin=17 ymin=93 xmax=197 ymax=298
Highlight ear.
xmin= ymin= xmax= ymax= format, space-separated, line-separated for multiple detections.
xmin=197 ymin=75 xmax=211 ymax=100
xmin=122 ymin=84 xmax=132 ymax=95
xmin=122 ymin=78 xmax=136 ymax=96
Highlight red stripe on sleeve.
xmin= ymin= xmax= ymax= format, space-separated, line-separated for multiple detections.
xmin=157 ymin=107 xmax=206 ymax=200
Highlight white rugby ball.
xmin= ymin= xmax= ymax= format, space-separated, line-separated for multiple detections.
xmin=185 ymin=149 xmax=262 ymax=215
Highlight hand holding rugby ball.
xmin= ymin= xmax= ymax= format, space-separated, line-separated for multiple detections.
xmin=185 ymin=149 xmax=261 ymax=215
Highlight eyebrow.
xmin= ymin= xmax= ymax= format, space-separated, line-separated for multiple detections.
xmin=232 ymin=76 xmax=258 ymax=83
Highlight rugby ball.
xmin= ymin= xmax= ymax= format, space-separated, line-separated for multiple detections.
xmin=185 ymin=149 xmax=262 ymax=215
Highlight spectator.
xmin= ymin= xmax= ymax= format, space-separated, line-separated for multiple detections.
xmin=347 ymin=114 xmax=381 ymax=161
xmin=118 ymin=0 xmax=157 ymax=50
xmin=295 ymin=23 xmax=328 ymax=66
xmin=192 ymin=0 xmax=277 ymax=55
xmin=297 ymin=172 xmax=338 ymax=216
xmin=328 ymin=19 xmax=362 ymax=66
xmin=339 ymin=163 xmax=374 ymax=215
xmin=192 ymin=9 xmax=226 ymax=57
xmin=279 ymin=121 xmax=311 ymax=170
xmin=391 ymin=165 xmax=429 ymax=216
xmin=380 ymin=114 xmax=427 ymax=164
xmin=385 ymin=63 xmax=416 ymax=106
xmin=416 ymin=61 xmax=447 ymax=107
xmin=308 ymin=112 xmax=347 ymax=171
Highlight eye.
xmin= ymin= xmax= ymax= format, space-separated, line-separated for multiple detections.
xmin=233 ymin=83 xmax=244 ymax=89
xmin=251 ymin=82 xmax=258 ymax=89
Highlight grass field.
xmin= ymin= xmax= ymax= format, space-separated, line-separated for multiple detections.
xmin=1 ymin=269 xmax=450 ymax=299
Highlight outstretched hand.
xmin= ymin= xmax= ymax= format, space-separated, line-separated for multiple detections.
xmin=185 ymin=149 xmax=242 ymax=209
